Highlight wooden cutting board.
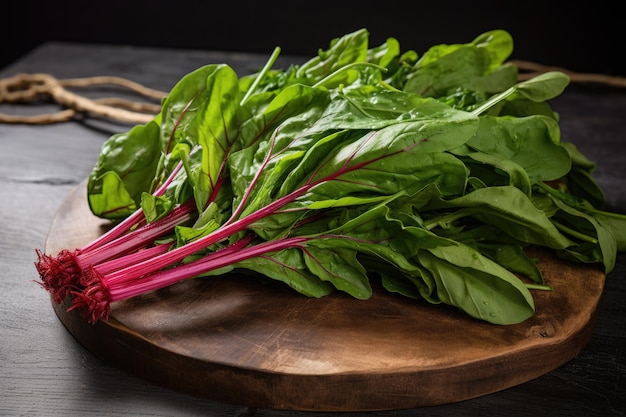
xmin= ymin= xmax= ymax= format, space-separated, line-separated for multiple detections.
xmin=45 ymin=182 xmax=606 ymax=412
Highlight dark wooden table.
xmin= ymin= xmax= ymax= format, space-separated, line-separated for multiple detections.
xmin=1 ymin=42 xmax=624 ymax=417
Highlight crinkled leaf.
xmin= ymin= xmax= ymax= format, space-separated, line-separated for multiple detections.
xmin=88 ymin=121 xmax=161 ymax=219
xmin=296 ymin=28 xmax=369 ymax=85
xmin=403 ymin=29 xmax=514 ymax=97
xmin=184 ymin=65 xmax=241 ymax=209
xmin=465 ymin=115 xmax=571 ymax=184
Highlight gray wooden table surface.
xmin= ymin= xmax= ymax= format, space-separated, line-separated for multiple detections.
xmin=1 ymin=42 xmax=624 ymax=417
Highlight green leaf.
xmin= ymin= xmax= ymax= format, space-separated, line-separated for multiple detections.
xmin=594 ymin=211 xmax=626 ymax=252
xmin=426 ymin=186 xmax=574 ymax=249
xmin=471 ymin=29 xmax=515 ymax=73
xmin=175 ymin=201 xmax=225 ymax=247
xmin=303 ymin=245 xmax=371 ymax=299
xmin=182 ymin=65 xmax=241 ymax=209
xmin=236 ymin=248 xmax=335 ymax=297
xmin=403 ymin=29 xmax=515 ymax=98
xmin=313 ymin=203 xmax=534 ymax=324
xmin=366 ymin=36 xmax=401 ymax=68
xmin=548 ymin=195 xmax=617 ymax=272
xmin=312 ymin=85 xmax=478 ymax=132
xmin=418 ymin=248 xmax=535 ymax=325
xmin=516 ymin=71 xmax=570 ymax=102
xmin=141 ymin=193 xmax=174 ymax=223
xmin=480 ymin=244 xmax=544 ymax=284
xmin=87 ymin=170 xmax=137 ymax=219
xmin=465 ymin=114 xmax=572 ymax=184
xmin=561 ymin=142 xmax=606 ymax=208
xmin=458 ymin=150 xmax=532 ymax=195
xmin=83 ymin=28 xmax=624 ymax=327
xmin=159 ymin=65 xmax=231 ymax=150
xmin=87 ymin=121 xmax=161 ymax=219
xmin=296 ymin=28 xmax=370 ymax=85
xmin=239 ymin=83 xmax=331 ymax=149
xmin=472 ymin=71 xmax=570 ymax=116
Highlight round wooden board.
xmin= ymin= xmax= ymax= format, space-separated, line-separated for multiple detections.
xmin=45 ymin=183 xmax=606 ymax=412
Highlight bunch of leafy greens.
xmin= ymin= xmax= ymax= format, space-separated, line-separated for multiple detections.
xmin=79 ymin=28 xmax=625 ymax=325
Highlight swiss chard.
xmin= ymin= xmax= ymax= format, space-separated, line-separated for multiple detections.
xmin=36 ymin=28 xmax=626 ymax=326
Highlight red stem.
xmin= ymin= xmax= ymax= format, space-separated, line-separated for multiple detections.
xmin=80 ymin=162 xmax=183 ymax=253
xmin=108 ymin=235 xmax=307 ymax=301
xmin=76 ymin=198 xmax=195 ymax=268
xmin=93 ymin=242 xmax=172 ymax=275
xmin=102 ymin=182 xmax=314 ymax=285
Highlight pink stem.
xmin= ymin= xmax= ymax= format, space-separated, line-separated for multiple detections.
xmin=93 ymin=243 xmax=172 ymax=275
xmin=68 ymin=234 xmax=257 ymax=323
xmin=101 ymin=183 xmax=313 ymax=285
xmin=80 ymin=162 xmax=183 ymax=253
xmin=76 ymin=199 xmax=195 ymax=268
xmin=108 ymin=235 xmax=307 ymax=302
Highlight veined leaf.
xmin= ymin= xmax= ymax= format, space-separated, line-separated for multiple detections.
xmin=236 ymin=248 xmax=334 ymax=297
xmin=88 ymin=121 xmax=161 ymax=219
xmin=425 ymin=186 xmax=574 ymax=249
xmin=303 ymin=246 xmax=371 ymax=299
xmin=465 ymin=115 xmax=571 ymax=184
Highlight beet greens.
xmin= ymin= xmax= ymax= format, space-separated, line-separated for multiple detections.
xmin=36 ymin=28 xmax=626 ymax=325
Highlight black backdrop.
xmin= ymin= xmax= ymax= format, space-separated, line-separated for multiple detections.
xmin=2 ymin=1 xmax=623 ymax=75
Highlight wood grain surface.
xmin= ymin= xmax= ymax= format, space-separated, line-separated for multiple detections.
xmin=45 ymin=180 xmax=606 ymax=411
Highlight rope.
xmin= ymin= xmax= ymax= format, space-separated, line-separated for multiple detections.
xmin=511 ymin=60 xmax=626 ymax=88
xmin=0 ymin=73 xmax=167 ymax=125
xmin=1 ymin=62 xmax=624 ymax=125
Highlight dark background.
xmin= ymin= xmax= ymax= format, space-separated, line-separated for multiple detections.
xmin=1 ymin=1 xmax=623 ymax=75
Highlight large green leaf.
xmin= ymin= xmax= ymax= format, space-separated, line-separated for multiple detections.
xmin=425 ymin=186 xmax=574 ymax=249
xmin=88 ymin=121 xmax=161 ymax=219
xmin=465 ymin=115 xmax=571 ymax=184
xmin=310 ymin=204 xmax=536 ymax=324
xmin=403 ymin=29 xmax=515 ymax=97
